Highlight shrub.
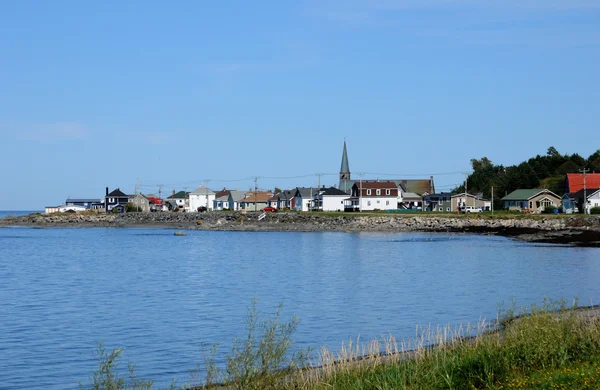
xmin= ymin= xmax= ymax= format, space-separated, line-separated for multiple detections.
xmin=591 ymin=206 xmax=600 ymax=215
xmin=80 ymin=342 xmax=157 ymax=390
xmin=543 ymin=205 xmax=557 ymax=214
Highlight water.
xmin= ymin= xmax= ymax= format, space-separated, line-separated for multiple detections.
xmin=1 ymin=226 xmax=599 ymax=389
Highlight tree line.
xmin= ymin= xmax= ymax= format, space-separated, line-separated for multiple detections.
xmin=453 ymin=147 xmax=600 ymax=209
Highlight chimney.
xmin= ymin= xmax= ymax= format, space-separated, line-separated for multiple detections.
xmin=106 ymin=187 xmax=109 ymax=196
xmin=172 ymin=190 xmax=176 ymax=196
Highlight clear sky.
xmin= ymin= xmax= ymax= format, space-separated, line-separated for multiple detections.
xmin=1 ymin=1 xmax=599 ymax=209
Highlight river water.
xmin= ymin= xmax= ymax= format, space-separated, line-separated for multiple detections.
xmin=1 ymin=225 xmax=599 ymax=388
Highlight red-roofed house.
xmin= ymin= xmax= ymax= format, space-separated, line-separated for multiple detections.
xmin=565 ymin=173 xmax=600 ymax=194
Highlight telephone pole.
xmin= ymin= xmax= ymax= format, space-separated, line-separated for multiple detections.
xmin=203 ymin=179 xmax=211 ymax=211
xmin=253 ymin=176 xmax=259 ymax=212
xmin=135 ymin=178 xmax=140 ymax=211
xmin=315 ymin=173 xmax=324 ymax=211
xmin=579 ymin=168 xmax=590 ymax=214
xmin=358 ymin=172 xmax=365 ymax=212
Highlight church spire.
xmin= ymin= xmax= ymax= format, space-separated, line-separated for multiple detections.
xmin=339 ymin=139 xmax=351 ymax=183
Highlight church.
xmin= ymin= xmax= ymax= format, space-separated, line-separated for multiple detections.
xmin=337 ymin=140 xmax=435 ymax=199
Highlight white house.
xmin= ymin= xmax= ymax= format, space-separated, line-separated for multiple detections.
xmin=293 ymin=187 xmax=320 ymax=211
xmin=227 ymin=190 xmax=246 ymax=211
xmin=344 ymin=181 xmax=398 ymax=211
xmin=188 ymin=185 xmax=216 ymax=212
xmin=585 ymin=189 xmax=600 ymax=213
xmin=313 ymin=186 xmax=347 ymax=212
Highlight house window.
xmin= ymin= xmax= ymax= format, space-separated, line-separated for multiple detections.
xmin=386 ymin=189 xmax=390 ymax=195
xmin=447 ymin=207 xmax=450 ymax=211
xmin=377 ymin=200 xmax=380 ymax=204
xmin=376 ymin=189 xmax=381 ymax=195
xmin=386 ymin=201 xmax=389 ymax=205
xmin=367 ymin=189 xmax=372 ymax=195
xmin=439 ymin=207 xmax=443 ymax=211
xmin=109 ymin=198 xmax=114 ymax=203
xmin=367 ymin=201 xmax=371 ymax=206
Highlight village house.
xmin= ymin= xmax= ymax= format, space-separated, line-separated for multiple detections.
xmin=424 ymin=192 xmax=452 ymax=212
xmin=562 ymin=188 xmax=600 ymax=214
xmin=188 ymin=185 xmax=215 ymax=212
xmin=166 ymin=190 xmax=189 ymax=211
xmin=312 ymin=186 xmax=348 ymax=212
xmin=239 ymin=191 xmax=272 ymax=211
xmin=293 ymin=187 xmax=320 ymax=211
xmin=105 ymin=188 xmax=129 ymax=213
xmin=65 ymin=198 xmax=102 ymax=210
xmin=501 ymin=189 xmax=561 ymax=213
xmin=128 ymin=194 xmax=151 ymax=212
xmin=451 ymin=192 xmax=490 ymax=212
xmin=344 ymin=181 xmax=398 ymax=212
xmin=398 ymin=184 xmax=423 ymax=210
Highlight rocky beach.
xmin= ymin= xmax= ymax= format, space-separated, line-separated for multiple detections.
xmin=2 ymin=212 xmax=600 ymax=246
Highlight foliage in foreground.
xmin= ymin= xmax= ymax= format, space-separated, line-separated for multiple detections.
xmin=82 ymin=299 xmax=600 ymax=389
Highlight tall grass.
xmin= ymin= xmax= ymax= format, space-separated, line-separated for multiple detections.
xmin=82 ymin=299 xmax=600 ymax=389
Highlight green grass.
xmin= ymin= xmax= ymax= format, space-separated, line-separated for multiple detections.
xmin=82 ymin=299 xmax=600 ymax=389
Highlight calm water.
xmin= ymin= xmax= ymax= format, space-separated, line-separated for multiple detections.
xmin=1 ymin=226 xmax=599 ymax=389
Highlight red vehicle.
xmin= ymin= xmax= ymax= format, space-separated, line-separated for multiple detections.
xmin=261 ymin=206 xmax=277 ymax=212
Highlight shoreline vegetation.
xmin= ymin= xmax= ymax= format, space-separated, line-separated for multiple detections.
xmin=84 ymin=300 xmax=600 ymax=389
xmin=2 ymin=211 xmax=600 ymax=246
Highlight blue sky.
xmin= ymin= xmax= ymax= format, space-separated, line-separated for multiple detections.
xmin=1 ymin=1 xmax=599 ymax=209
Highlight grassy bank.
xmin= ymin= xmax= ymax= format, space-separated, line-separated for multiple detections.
xmin=84 ymin=300 xmax=600 ymax=389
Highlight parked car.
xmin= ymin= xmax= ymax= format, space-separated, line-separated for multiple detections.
xmin=261 ymin=207 xmax=277 ymax=212
xmin=461 ymin=206 xmax=482 ymax=213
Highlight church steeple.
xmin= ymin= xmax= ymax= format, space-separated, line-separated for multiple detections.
xmin=339 ymin=140 xmax=351 ymax=184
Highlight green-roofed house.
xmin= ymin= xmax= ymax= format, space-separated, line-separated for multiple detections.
xmin=501 ymin=189 xmax=561 ymax=213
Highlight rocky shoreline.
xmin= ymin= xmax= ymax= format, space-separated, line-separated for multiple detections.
xmin=2 ymin=212 xmax=600 ymax=246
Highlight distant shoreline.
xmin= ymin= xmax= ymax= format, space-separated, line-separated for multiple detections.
xmin=2 ymin=212 xmax=600 ymax=247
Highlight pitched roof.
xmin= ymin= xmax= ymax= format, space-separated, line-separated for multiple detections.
xmin=167 ymin=191 xmax=189 ymax=199
xmin=214 ymin=188 xmax=230 ymax=198
xmin=190 ymin=185 xmax=215 ymax=195
xmin=66 ymin=198 xmax=101 ymax=203
xmin=501 ymin=189 xmax=559 ymax=201
xmin=451 ymin=192 xmax=487 ymax=200
xmin=340 ymin=140 xmax=350 ymax=174
xmin=566 ymin=173 xmax=600 ymax=193
xmin=320 ymin=187 xmax=348 ymax=196
xmin=566 ymin=187 xmax=600 ymax=199
xmin=392 ymin=179 xmax=434 ymax=195
xmin=107 ymin=188 xmax=127 ymax=197
xmin=228 ymin=190 xmax=246 ymax=202
xmin=294 ymin=187 xmax=320 ymax=198
xmin=241 ymin=193 xmax=272 ymax=203
xmin=354 ymin=181 xmax=397 ymax=189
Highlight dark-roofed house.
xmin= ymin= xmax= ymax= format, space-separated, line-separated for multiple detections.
xmin=502 ymin=189 xmax=561 ymax=213
xmin=293 ymin=187 xmax=320 ymax=211
xmin=105 ymin=188 xmax=129 ymax=212
xmin=424 ymin=192 xmax=452 ymax=212
xmin=562 ymin=188 xmax=600 ymax=214
xmin=166 ymin=190 xmax=189 ymax=211
xmin=313 ymin=186 xmax=348 ymax=212
xmin=65 ymin=198 xmax=102 ymax=210
xmin=345 ymin=181 xmax=398 ymax=212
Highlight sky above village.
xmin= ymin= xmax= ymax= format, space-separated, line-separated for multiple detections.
xmin=1 ymin=1 xmax=599 ymax=209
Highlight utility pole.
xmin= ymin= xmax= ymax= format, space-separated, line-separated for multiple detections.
xmin=316 ymin=173 xmax=324 ymax=211
xmin=203 ymin=179 xmax=211 ymax=211
xmin=158 ymin=184 xmax=164 ymax=210
xmin=491 ymin=186 xmax=494 ymax=216
xmin=358 ymin=172 xmax=365 ymax=212
xmin=253 ymin=176 xmax=259 ymax=212
xmin=135 ymin=178 xmax=140 ymax=212
xmin=579 ymin=168 xmax=590 ymax=214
